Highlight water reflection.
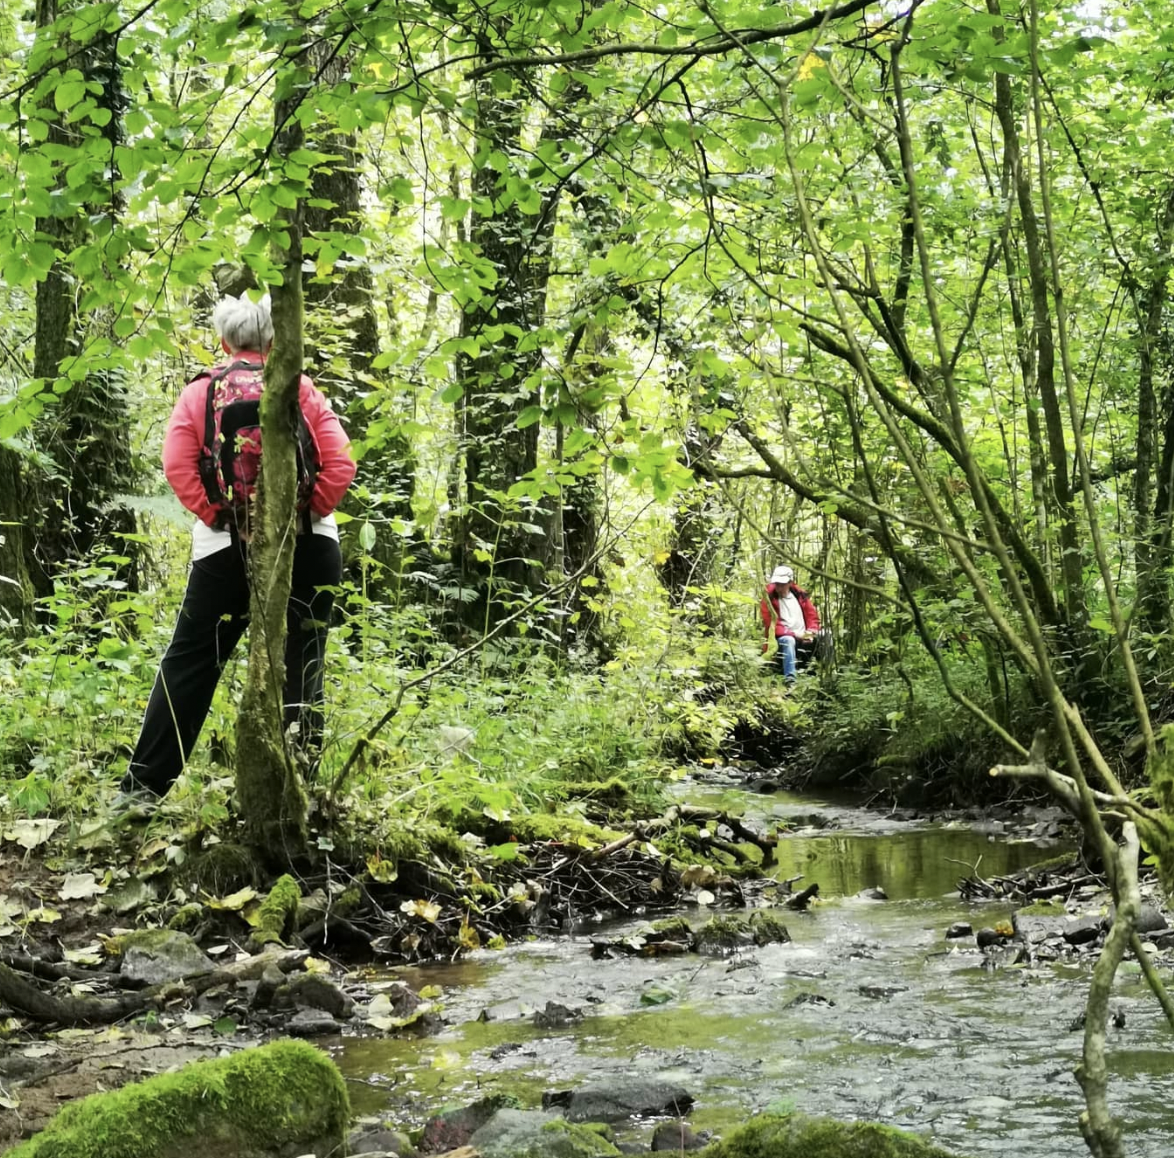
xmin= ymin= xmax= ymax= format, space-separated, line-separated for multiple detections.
xmin=769 ymin=828 xmax=1056 ymax=899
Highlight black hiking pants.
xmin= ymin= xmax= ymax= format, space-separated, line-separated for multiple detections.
xmin=122 ymin=535 xmax=343 ymax=797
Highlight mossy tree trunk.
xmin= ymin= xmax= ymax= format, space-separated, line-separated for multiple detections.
xmin=233 ymin=31 xmax=311 ymax=864
xmin=27 ymin=0 xmax=140 ymax=604
xmin=0 ymin=447 xmax=33 ymax=631
xmin=453 ymin=51 xmax=560 ymax=634
xmin=303 ymin=43 xmax=416 ymax=591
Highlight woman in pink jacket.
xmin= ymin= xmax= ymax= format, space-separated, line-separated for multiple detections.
xmin=119 ymin=294 xmax=356 ymax=804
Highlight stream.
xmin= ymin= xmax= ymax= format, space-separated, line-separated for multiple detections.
xmin=335 ymin=781 xmax=1174 ymax=1158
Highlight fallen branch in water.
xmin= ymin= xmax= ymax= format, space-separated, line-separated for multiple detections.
xmin=785 ymin=883 xmax=820 ymax=910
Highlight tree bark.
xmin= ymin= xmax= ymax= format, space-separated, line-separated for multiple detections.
xmin=454 ymin=54 xmax=560 ymax=632
xmin=302 ymin=44 xmax=416 ymax=588
xmin=233 ymin=36 xmax=311 ymax=864
xmin=27 ymin=0 xmax=139 ymax=603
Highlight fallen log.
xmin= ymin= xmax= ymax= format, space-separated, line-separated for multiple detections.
xmin=0 ymin=950 xmax=309 ymax=1027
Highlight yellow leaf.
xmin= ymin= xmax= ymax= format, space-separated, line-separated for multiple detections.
xmin=24 ymin=908 xmax=61 ymax=925
xmin=400 ymin=898 xmax=442 ymax=923
xmin=303 ymin=957 xmax=331 ymax=974
xmin=419 ymin=984 xmax=443 ymax=999
xmin=798 ymin=53 xmax=826 ymax=81
xmin=206 ymin=887 xmax=258 ymax=912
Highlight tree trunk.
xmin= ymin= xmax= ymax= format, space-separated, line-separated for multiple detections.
xmin=0 ymin=448 xmax=33 ymax=630
xmin=302 ymin=45 xmax=416 ymax=589
xmin=233 ymin=38 xmax=311 ymax=864
xmin=27 ymin=0 xmax=139 ymax=603
xmin=454 ymin=59 xmax=559 ymax=633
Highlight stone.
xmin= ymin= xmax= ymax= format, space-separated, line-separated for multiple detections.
xmin=119 ymin=929 xmax=214 ymax=986
xmin=1061 ymin=916 xmax=1103 ymax=946
xmin=5 ymin=1039 xmax=349 ymax=1158
xmin=858 ymin=985 xmax=907 ymax=1000
xmin=470 ymin=1110 xmax=619 ymax=1158
xmin=533 ymin=1001 xmax=583 ymax=1028
xmin=1135 ymin=904 xmax=1168 ymax=935
xmin=547 ymin=1078 xmax=694 ymax=1123
xmin=347 ymin=1127 xmax=416 ymax=1156
xmin=420 ymin=1094 xmax=520 ymax=1152
xmin=784 ymin=992 xmax=834 ymax=1008
xmin=693 ymin=915 xmax=756 ymax=954
xmin=945 ymin=922 xmax=972 ymax=940
xmin=975 ymin=927 xmax=1003 ymax=948
xmin=651 ymin=1121 xmax=705 ymax=1151
xmin=285 ymin=1009 xmax=344 ymax=1037
xmin=697 ymin=1112 xmax=962 ymax=1157
xmin=1012 ymin=904 xmax=1068 ymax=944
xmin=856 ymin=887 xmax=888 ymax=901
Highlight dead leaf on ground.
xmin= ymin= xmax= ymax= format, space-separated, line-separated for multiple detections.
xmin=59 ymin=872 xmax=108 ymax=901
xmin=3 ymin=819 xmax=61 ymax=851
xmin=206 ymin=887 xmax=258 ymax=912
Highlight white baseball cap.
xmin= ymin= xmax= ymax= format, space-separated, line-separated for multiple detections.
xmin=769 ymin=566 xmax=794 ymax=584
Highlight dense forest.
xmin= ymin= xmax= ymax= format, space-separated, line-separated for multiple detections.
xmin=2 ymin=0 xmax=1174 ymax=1155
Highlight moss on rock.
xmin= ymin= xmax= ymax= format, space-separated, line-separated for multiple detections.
xmin=693 ymin=915 xmax=756 ymax=953
xmin=649 ymin=916 xmax=694 ymax=942
xmin=697 ymin=1113 xmax=963 ymax=1158
xmin=8 ymin=1039 xmax=349 ymax=1158
xmin=252 ymin=874 xmax=301 ymax=948
xmin=747 ymin=910 xmax=791 ymax=946
xmin=166 ymin=903 xmax=204 ymax=933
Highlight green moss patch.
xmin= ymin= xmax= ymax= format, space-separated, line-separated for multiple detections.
xmin=252 ymin=873 xmax=301 ymax=947
xmin=9 ymin=1039 xmax=349 ymax=1158
xmin=699 ymin=1113 xmax=963 ymax=1158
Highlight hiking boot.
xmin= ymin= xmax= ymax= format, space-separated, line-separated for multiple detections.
xmin=108 ymin=787 xmax=159 ymax=824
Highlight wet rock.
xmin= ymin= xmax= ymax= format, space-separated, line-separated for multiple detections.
xmin=651 ymin=1121 xmax=706 ymax=1151
xmin=1061 ymin=916 xmax=1103 ymax=946
xmin=1134 ymin=904 xmax=1168 ymax=935
xmin=975 ymin=927 xmax=1005 ymax=948
xmin=698 ymin=1112 xmax=960 ymax=1157
xmin=285 ymin=1008 xmax=344 ymax=1037
xmin=749 ymin=779 xmax=781 ymax=794
xmin=693 ymin=915 xmax=756 ymax=953
xmin=1012 ymin=901 xmax=1069 ymax=944
xmin=945 ymin=922 xmax=972 ymax=940
xmin=348 ymin=1127 xmax=416 ymax=1156
xmin=784 ymin=992 xmax=835 ymax=1009
xmin=533 ymin=1000 xmax=583 ymax=1028
xmin=470 ymin=1109 xmax=620 ymax=1157
xmin=119 ymin=929 xmax=214 ymax=986
xmin=748 ymin=910 xmax=791 ymax=946
xmin=420 ymin=1094 xmax=520 ymax=1153
xmin=858 ymin=984 xmax=908 ymax=1000
xmin=546 ymin=1078 xmax=694 ymax=1123
xmin=981 ymin=943 xmax=1028 ymax=970
xmin=856 ymin=887 xmax=888 ymax=901
xmin=489 ymin=1042 xmax=525 ymax=1061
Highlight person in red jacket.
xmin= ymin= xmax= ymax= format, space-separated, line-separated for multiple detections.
xmin=118 ymin=293 xmax=357 ymax=804
xmin=760 ymin=565 xmax=821 ymax=683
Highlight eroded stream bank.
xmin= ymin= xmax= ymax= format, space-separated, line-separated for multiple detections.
xmin=336 ymin=779 xmax=1174 ymax=1158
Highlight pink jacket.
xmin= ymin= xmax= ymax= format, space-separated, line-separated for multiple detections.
xmin=162 ymin=353 xmax=356 ymax=528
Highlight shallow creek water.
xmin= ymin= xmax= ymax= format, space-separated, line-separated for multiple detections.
xmin=335 ymin=784 xmax=1174 ymax=1157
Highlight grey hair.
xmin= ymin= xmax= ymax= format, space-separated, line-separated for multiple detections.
xmin=211 ymin=293 xmax=274 ymax=354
